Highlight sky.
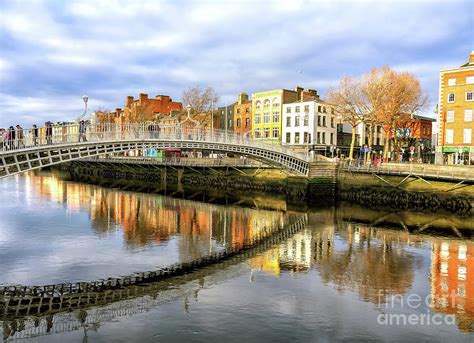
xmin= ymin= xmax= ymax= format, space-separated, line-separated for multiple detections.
xmin=0 ymin=0 xmax=473 ymax=127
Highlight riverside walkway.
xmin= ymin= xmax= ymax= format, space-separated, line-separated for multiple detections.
xmin=343 ymin=161 xmax=474 ymax=183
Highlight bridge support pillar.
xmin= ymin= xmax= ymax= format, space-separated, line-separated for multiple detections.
xmin=307 ymin=161 xmax=339 ymax=205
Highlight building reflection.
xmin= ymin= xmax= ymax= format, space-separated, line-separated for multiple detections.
xmin=431 ymin=241 xmax=474 ymax=332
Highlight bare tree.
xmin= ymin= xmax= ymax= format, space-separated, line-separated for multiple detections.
xmin=182 ymin=86 xmax=219 ymax=114
xmin=327 ymin=77 xmax=366 ymax=161
xmin=378 ymin=68 xmax=428 ymax=161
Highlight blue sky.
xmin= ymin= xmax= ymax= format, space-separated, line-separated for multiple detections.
xmin=0 ymin=0 xmax=472 ymax=127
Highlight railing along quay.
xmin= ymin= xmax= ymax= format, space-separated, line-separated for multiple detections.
xmin=343 ymin=161 xmax=474 ymax=183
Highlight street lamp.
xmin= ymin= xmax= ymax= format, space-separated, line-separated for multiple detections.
xmin=76 ymin=95 xmax=88 ymax=122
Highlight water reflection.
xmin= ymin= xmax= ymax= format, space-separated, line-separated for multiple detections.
xmin=0 ymin=171 xmax=473 ymax=341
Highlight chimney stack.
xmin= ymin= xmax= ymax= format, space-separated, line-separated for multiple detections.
xmin=295 ymin=86 xmax=304 ymax=101
xmin=139 ymin=93 xmax=148 ymax=105
xmin=238 ymin=92 xmax=249 ymax=104
xmin=126 ymin=96 xmax=134 ymax=108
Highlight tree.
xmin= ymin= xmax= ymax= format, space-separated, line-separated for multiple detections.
xmin=182 ymin=86 xmax=219 ymax=115
xmin=378 ymin=68 xmax=428 ymax=161
xmin=327 ymin=77 xmax=366 ymax=160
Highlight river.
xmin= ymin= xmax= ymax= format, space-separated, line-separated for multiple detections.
xmin=0 ymin=170 xmax=472 ymax=342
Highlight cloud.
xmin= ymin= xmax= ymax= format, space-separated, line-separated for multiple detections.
xmin=0 ymin=0 xmax=472 ymax=127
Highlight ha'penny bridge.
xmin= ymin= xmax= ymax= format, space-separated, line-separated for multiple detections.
xmin=0 ymin=215 xmax=306 ymax=341
xmin=0 ymin=123 xmax=312 ymax=177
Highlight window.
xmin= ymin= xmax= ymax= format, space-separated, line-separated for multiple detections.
xmin=448 ymin=78 xmax=456 ymax=86
xmin=273 ymin=112 xmax=279 ymax=123
xmin=295 ymin=106 xmax=300 ymax=113
xmin=303 ymin=115 xmax=308 ymax=126
xmin=237 ymin=109 xmax=241 ymax=114
xmin=464 ymin=128 xmax=472 ymax=144
xmin=295 ymin=116 xmax=300 ymax=127
xmin=446 ymin=129 xmax=453 ymax=144
xmin=264 ymin=112 xmax=270 ymax=123
xmin=465 ymin=109 xmax=473 ymax=122
xmin=256 ymin=101 xmax=261 ymax=110
xmin=330 ymin=132 xmax=334 ymax=145
xmin=308 ymin=133 xmax=312 ymax=143
xmin=323 ymin=116 xmax=326 ymax=127
xmin=466 ymin=92 xmax=473 ymax=101
xmin=228 ymin=119 xmax=232 ymax=128
xmin=273 ymin=98 xmax=279 ymax=107
xmin=323 ymin=106 xmax=327 ymax=113
xmin=286 ymin=132 xmax=291 ymax=143
xmin=245 ymin=118 xmax=250 ymax=128
xmin=272 ymin=127 xmax=279 ymax=138
xmin=467 ymin=76 xmax=474 ymax=84
xmin=317 ymin=132 xmax=321 ymax=144
xmin=322 ymin=132 xmax=326 ymax=144
xmin=286 ymin=107 xmax=291 ymax=113
xmin=295 ymin=132 xmax=300 ymax=143
xmin=255 ymin=129 xmax=261 ymax=138
xmin=317 ymin=115 xmax=321 ymax=126
xmin=318 ymin=105 xmax=322 ymax=113
xmin=236 ymin=118 xmax=241 ymax=128
xmin=377 ymin=125 xmax=382 ymax=133
xmin=447 ymin=110 xmax=455 ymax=122
xmin=304 ymin=105 xmax=309 ymax=113
xmin=255 ymin=114 xmax=261 ymax=124
xmin=264 ymin=100 xmax=270 ymax=109
xmin=303 ymin=132 xmax=308 ymax=143
xmin=286 ymin=116 xmax=291 ymax=127
xmin=246 ymin=108 xmax=250 ymax=113
xmin=263 ymin=127 xmax=270 ymax=138
xmin=448 ymin=93 xmax=455 ymax=103
xmin=331 ymin=117 xmax=335 ymax=128
xmin=331 ymin=108 xmax=335 ymax=114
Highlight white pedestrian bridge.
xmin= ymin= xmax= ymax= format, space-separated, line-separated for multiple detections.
xmin=0 ymin=123 xmax=309 ymax=177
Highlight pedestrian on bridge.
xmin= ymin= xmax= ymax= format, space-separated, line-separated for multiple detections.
xmin=32 ymin=124 xmax=38 ymax=146
xmin=16 ymin=125 xmax=24 ymax=148
xmin=78 ymin=120 xmax=87 ymax=142
xmin=8 ymin=126 xmax=15 ymax=150
xmin=45 ymin=122 xmax=52 ymax=145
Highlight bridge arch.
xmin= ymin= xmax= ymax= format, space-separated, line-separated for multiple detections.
xmin=0 ymin=139 xmax=309 ymax=178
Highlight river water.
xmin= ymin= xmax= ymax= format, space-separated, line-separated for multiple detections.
xmin=0 ymin=171 xmax=472 ymax=342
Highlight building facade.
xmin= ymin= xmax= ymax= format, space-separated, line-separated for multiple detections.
xmin=251 ymin=87 xmax=317 ymax=141
xmin=217 ymin=103 xmax=236 ymax=131
xmin=233 ymin=93 xmax=252 ymax=138
xmin=282 ymin=99 xmax=337 ymax=155
xmin=436 ymin=52 xmax=474 ymax=164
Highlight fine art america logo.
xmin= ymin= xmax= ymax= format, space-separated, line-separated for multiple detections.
xmin=377 ymin=291 xmax=457 ymax=326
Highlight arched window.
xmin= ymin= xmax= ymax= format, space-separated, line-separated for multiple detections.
xmin=272 ymin=97 xmax=279 ymax=107
xmin=255 ymin=101 xmax=261 ymax=110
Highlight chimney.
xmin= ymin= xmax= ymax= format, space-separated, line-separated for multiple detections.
xmin=139 ymin=93 xmax=148 ymax=105
xmin=306 ymin=89 xmax=320 ymax=101
xmin=295 ymin=86 xmax=303 ymax=101
xmin=126 ymin=96 xmax=134 ymax=108
xmin=116 ymin=108 xmax=122 ymax=116
xmin=238 ymin=92 xmax=249 ymax=104
xmin=470 ymin=51 xmax=474 ymax=64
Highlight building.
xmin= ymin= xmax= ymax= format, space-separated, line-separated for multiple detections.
xmin=282 ymin=99 xmax=337 ymax=155
xmin=216 ymin=103 xmax=236 ymax=131
xmin=233 ymin=93 xmax=252 ymax=138
xmin=252 ymin=86 xmax=318 ymax=141
xmin=436 ymin=52 xmax=474 ymax=164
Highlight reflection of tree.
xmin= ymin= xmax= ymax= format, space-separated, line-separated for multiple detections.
xmin=317 ymin=224 xmax=415 ymax=304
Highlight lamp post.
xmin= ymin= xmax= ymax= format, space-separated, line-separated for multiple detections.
xmin=76 ymin=95 xmax=88 ymax=123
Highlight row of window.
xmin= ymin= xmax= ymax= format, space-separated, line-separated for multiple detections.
xmin=447 ymin=76 xmax=474 ymax=86
xmin=255 ymin=99 xmax=280 ymax=110
xmin=254 ymin=113 xmax=280 ymax=124
xmin=235 ymin=118 xmax=251 ymax=128
xmin=285 ymin=105 xmax=334 ymax=114
xmin=254 ymin=127 xmax=279 ymax=139
xmin=284 ymin=132 xmax=335 ymax=145
xmin=285 ymin=115 xmax=335 ymax=128
xmin=236 ymin=108 xmax=250 ymax=114
xmin=446 ymin=128 xmax=472 ymax=144
xmin=447 ymin=91 xmax=473 ymax=103
xmin=446 ymin=109 xmax=473 ymax=122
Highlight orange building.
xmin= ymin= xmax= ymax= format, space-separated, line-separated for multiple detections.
xmin=431 ymin=241 xmax=474 ymax=332
xmin=436 ymin=51 xmax=474 ymax=164
xmin=233 ymin=92 xmax=252 ymax=138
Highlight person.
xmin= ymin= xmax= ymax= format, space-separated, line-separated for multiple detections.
xmin=0 ymin=128 xmax=4 ymax=151
xmin=8 ymin=126 xmax=15 ymax=149
xmin=45 ymin=122 xmax=52 ymax=145
xmin=78 ymin=120 xmax=87 ymax=142
xmin=16 ymin=124 xmax=24 ymax=148
xmin=32 ymin=124 xmax=38 ymax=146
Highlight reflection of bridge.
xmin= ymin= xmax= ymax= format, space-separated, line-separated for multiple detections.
xmin=0 ymin=124 xmax=309 ymax=177
xmin=0 ymin=215 xmax=306 ymax=341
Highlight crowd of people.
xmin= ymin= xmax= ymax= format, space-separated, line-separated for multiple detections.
xmin=0 ymin=122 xmax=59 ymax=150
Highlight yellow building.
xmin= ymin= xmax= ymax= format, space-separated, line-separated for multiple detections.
xmin=436 ymin=51 xmax=474 ymax=164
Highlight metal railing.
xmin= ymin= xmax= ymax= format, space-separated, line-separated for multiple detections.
xmin=343 ymin=160 xmax=474 ymax=181
xmin=0 ymin=123 xmax=307 ymax=160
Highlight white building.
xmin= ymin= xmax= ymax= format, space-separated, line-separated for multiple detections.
xmin=282 ymin=100 xmax=337 ymax=152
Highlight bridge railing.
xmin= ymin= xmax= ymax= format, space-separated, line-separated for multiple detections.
xmin=0 ymin=123 xmax=307 ymax=160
